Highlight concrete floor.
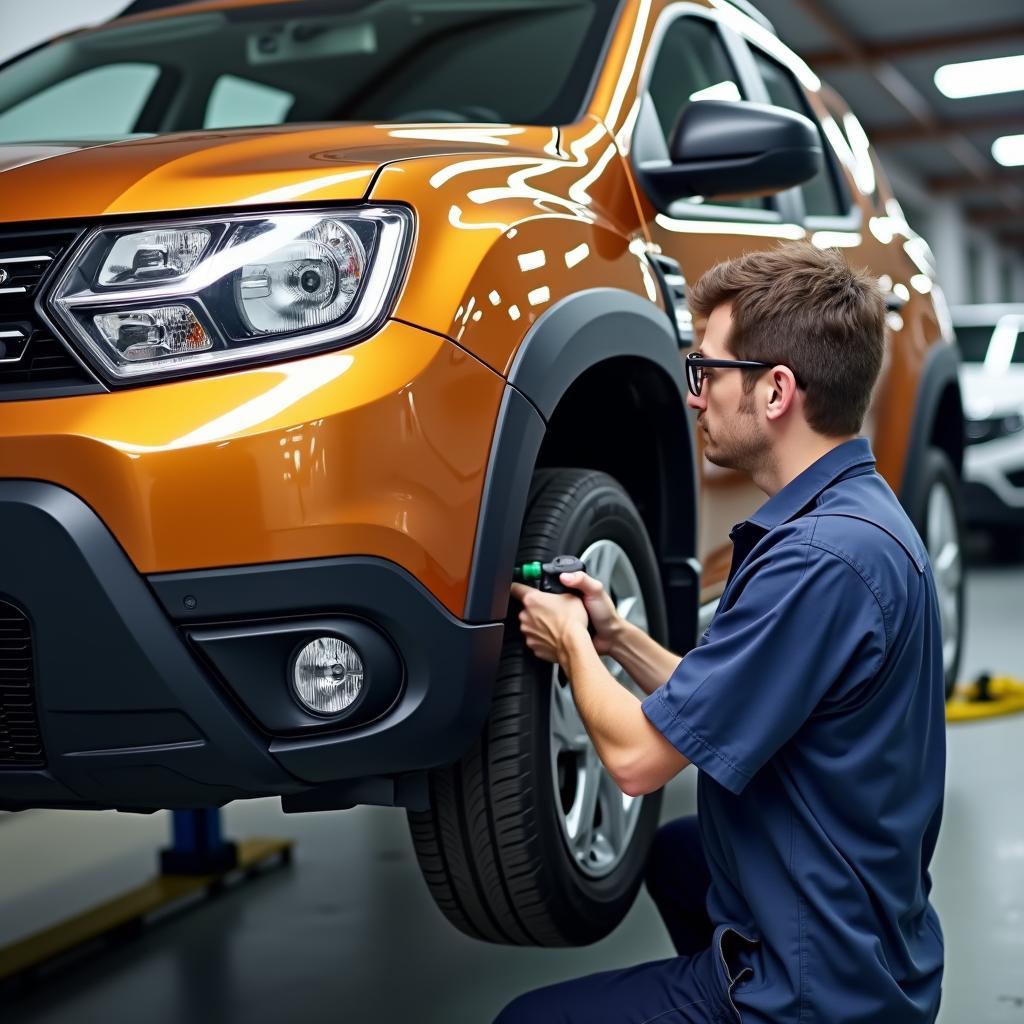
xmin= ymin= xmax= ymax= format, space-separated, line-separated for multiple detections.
xmin=2 ymin=537 xmax=1023 ymax=1023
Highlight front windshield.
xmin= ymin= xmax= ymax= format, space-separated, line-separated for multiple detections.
xmin=0 ymin=0 xmax=618 ymax=143
xmin=957 ymin=325 xmax=996 ymax=363
xmin=957 ymin=321 xmax=1024 ymax=365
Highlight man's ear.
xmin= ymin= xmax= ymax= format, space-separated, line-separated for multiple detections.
xmin=764 ymin=367 xmax=798 ymax=422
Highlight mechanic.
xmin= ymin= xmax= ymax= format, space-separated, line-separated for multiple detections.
xmin=497 ymin=242 xmax=946 ymax=1023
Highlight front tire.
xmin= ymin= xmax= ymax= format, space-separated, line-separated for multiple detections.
xmin=408 ymin=469 xmax=668 ymax=945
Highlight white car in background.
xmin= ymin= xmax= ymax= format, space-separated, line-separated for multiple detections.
xmin=953 ymin=304 xmax=1024 ymax=560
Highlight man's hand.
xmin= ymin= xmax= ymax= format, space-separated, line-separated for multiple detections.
xmin=510 ymin=570 xmax=625 ymax=664
xmin=510 ymin=574 xmax=691 ymax=796
xmin=556 ymin=571 xmax=622 ymax=656
xmin=509 ymin=582 xmax=589 ymax=668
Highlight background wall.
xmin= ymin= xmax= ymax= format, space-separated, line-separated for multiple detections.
xmin=0 ymin=0 xmax=126 ymax=61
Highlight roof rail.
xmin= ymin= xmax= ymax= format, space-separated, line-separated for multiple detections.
xmin=118 ymin=1 xmax=197 ymax=15
xmin=723 ymin=0 xmax=776 ymax=35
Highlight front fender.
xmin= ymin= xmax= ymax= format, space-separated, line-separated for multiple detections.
xmin=465 ymin=289 xmax=699 ymax=654
xmin=370 ymin=118 xmax=659 ymax=377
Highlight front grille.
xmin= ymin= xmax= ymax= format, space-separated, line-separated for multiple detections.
xmin=0 ymin=227 xmax=96 ymax=399
xmin=0 ymin=599 xmax=45 ymax=768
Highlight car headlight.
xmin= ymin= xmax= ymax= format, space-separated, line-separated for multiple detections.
xmin=965 ymin=412 xmax=1024 ymax=445
xmin=43 ymin=207 xmax=412 ymax=383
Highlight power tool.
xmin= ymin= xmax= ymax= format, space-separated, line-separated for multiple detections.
xmin=513 ymin=555 xmax=587 ymax=595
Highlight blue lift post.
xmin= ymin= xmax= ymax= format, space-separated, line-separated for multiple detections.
xmin=0 ymin=809 xmax=293 ymax=989
xmin=160 ymin=809 xmax=239 ymax=876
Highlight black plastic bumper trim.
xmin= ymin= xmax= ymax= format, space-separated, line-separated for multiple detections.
xmin=188 ymin=616 xmax=404 ymax=736
xmin=0 ymin=481 xmax=503 ymax=809
xmin=150 ymin=557 xmax=504 ymax=784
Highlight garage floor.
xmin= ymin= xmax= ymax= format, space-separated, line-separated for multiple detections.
xmin=2 ymin=541 xmax=1023 ymax=1024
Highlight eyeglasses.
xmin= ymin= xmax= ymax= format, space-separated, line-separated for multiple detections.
xmin=684 ymin=352 xmax=805 ymax=398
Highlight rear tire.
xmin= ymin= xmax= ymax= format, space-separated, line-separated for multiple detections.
xmin=988 ymin=525 xmax=1024 ymax=564
xmin=408 ymin=469 xmax=668 ymax=945
xmin=911 ymin=448 xmax=965 ymax=701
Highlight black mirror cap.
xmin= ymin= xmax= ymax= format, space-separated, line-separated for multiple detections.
xmin=638 ymin=100 xmax=823 ymax=210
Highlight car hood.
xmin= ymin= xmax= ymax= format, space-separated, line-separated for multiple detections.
xmin=959 ymin=364 xmax=1024 ymax=420
xmin=0 ymin=123 xmax=559 ymax=224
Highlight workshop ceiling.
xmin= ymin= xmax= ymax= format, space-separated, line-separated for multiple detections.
xmin=753 ymin=0 xmax=1024 ymax=249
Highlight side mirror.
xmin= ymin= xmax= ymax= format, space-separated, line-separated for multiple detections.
xmin=637 ymin=99 xmax=823 ymax=211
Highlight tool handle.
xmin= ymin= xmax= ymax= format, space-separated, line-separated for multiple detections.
xmin=539 ymin=555 xmax=587 ymax=595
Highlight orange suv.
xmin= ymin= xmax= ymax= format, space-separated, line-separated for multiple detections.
xmin=0 ymin=0 xmax=964 ymax=946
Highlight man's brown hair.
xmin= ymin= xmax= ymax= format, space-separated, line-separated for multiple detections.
xmin=688 ymin=242 xmax=886 ymax=437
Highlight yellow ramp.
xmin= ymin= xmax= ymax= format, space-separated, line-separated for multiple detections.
xmin=947 ymin=674 xmax=1024 ymax=723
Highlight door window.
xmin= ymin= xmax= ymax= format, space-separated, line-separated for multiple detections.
xmin=647 ymin=17 xmax=764 ymax=211
xmin=751 ymin=52 xmax=846 ymax=218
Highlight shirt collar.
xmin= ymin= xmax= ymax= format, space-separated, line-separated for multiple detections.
xmin=746 ymin=437 xmax=876 ymax=531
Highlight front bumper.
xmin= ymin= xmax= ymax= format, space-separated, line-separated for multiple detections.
xmin=0 ymin=481 xmax=503 ymax=811
xmin=0 ymin=318 xmax=506 ymax=620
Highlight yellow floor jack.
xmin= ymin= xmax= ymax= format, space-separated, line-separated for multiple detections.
xmin=946 ymin=672 xmax=1024 ymax=723
xmin=0 ymin=809 xmax=292 ymax=990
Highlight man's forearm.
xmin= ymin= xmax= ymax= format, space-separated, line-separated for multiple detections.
xmin=608 ymin=619 xmax=683 ymax=696
xmin=561 ymin=626 xmax=692 ymax=796
xmin=561 ymin=628 xmax=647 ymax=787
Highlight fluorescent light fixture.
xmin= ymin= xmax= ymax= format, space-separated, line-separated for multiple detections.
xmin=934 ymin=54 xmax=1024 ymax=98
xmin=992 ymin=133 xmax=1024 ymax=167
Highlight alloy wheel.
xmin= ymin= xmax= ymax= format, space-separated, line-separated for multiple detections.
xmin=549 ymin=538 xmax=649 ymax=878
xmin=926 ymin=478 xmax=962 ymax=677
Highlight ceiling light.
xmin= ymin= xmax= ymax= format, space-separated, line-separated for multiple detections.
xmin=934 ymin=55 xmax=1024 ymax=98
xmin=992 ymin=134 xmax=1024 ymax=167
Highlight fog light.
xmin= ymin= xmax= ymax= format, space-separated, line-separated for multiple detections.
xmin=291 ymin=637 xmax=364 ymax=716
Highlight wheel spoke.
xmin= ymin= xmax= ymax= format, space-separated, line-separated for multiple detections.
xmin=618 ymin=594 xmax=648 ymax=632
xmin=551 ymin=678 xmax=587 ymax=752
xmin=927 ymin=496 xmax=943 ymax=556
xmin=603 ymin=655 xmax=627 ymax=684
xmin=571 ymin=747 xmax=602 ymax=859
xmin=588 ymin=543 xmax=612 ymax=586
xmin=935 ymin=540 xmax=959 ymax=577
xmin=598 ymin=769 xmax=630 ymax=855
xmin=923 ymin=478 xmax=963 ymax=677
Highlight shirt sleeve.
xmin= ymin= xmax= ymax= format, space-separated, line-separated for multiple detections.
xmin=641 ymin=539 xmax=887 ymax=794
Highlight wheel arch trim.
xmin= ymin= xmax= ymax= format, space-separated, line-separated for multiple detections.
xmin=464 ymin=288 xmax=699 ymax=652
xmin=899 ymin=340 xmax=965 ymax=515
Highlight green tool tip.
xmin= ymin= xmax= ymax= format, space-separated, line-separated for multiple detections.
xmin=516 ymin=561 xmax=542 ymax=581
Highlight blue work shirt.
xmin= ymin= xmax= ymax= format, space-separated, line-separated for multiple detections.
xmin=642 ymin=438 xmax=945 ymax=1022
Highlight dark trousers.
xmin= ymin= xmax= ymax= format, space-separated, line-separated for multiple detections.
xmin=493 ymin=815 xmax=736 ymax=1024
